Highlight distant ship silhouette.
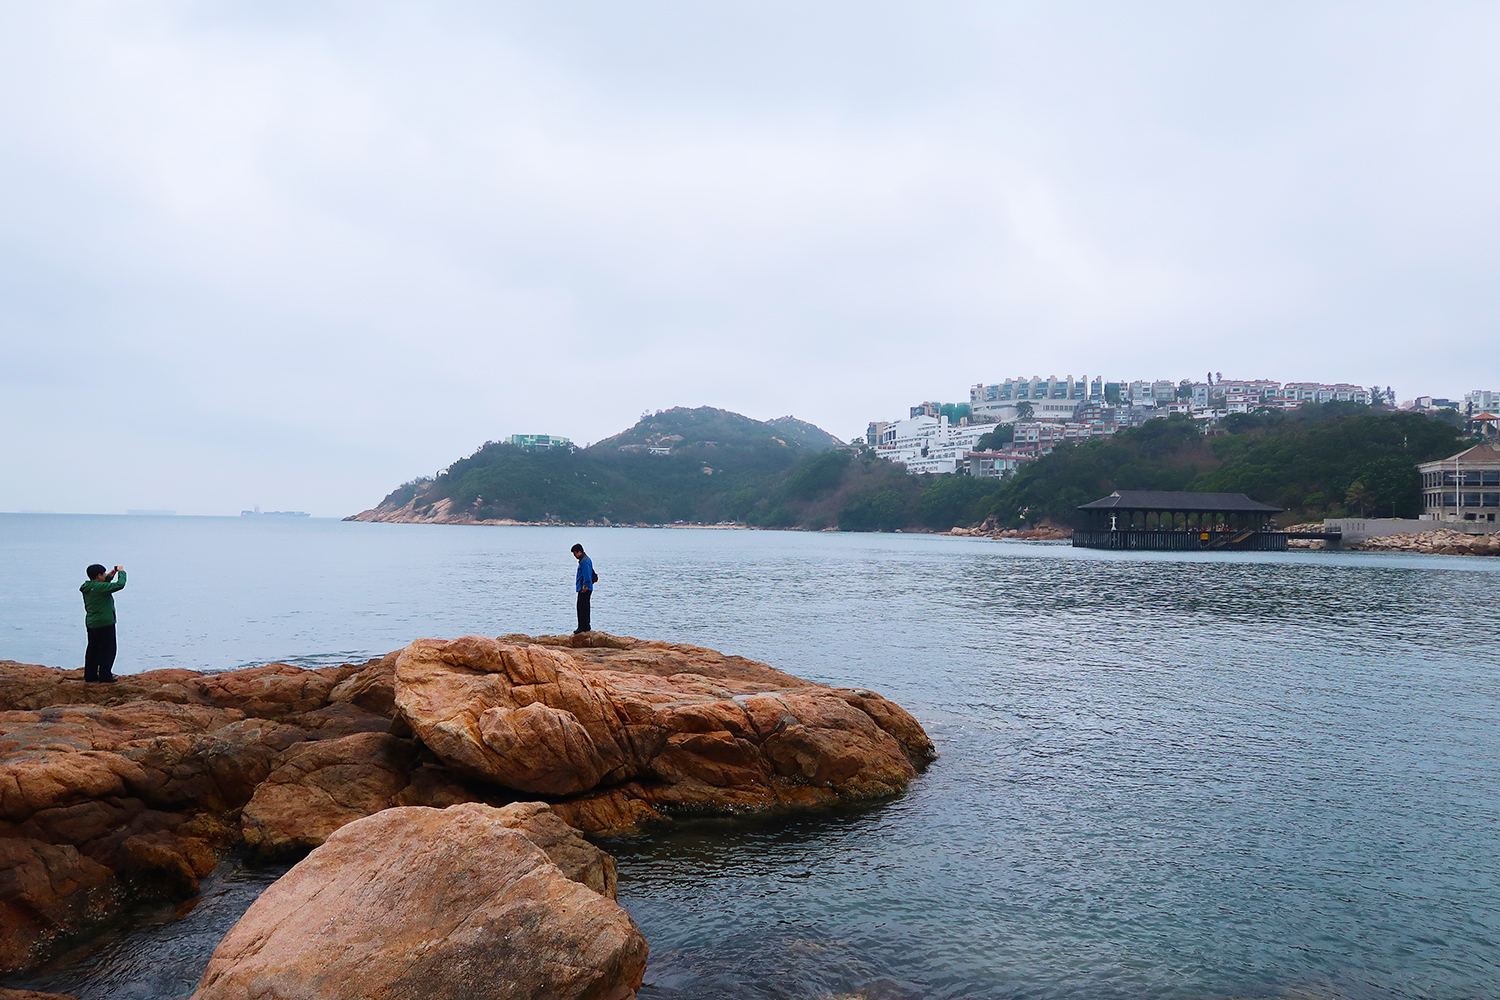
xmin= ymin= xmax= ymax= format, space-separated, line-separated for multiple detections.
xmin=241 ymin=505 xmax=310 ymax=518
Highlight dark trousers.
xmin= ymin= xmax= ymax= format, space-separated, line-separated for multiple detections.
xmin=84 ymin=625 xmax=117 ymax=682
xmin=575 ymin=590 xmax=592 ymax=634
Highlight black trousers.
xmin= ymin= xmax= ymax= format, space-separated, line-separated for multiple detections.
xmin=575 ymin=590 xmax=592 ymax=634
xmin=84 ymin=624 xmax=117 ymax=682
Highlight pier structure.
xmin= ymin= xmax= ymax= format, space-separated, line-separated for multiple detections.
xmin=1073 ymin=490 xmax=1296 ymax=551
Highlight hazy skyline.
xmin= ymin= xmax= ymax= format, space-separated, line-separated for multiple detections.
xmin=4 ymin=3 xmax=1499 ymax=516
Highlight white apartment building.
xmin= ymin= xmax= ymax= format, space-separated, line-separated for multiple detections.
xmin=1127 ymin=380 xmax=1177 ymax=406
xmin=1190 ymin=380 xmax=1280 ymax=407
xmin=875 ymin=415 xmax=991 ymax=474
xmin=1463 ymin=389 xmax=1500 ymax=413
xmin=1277 ymin=382 xmax=1371 ymax=404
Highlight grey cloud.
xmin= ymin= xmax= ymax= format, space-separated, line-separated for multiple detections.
xmin=1 ymin=2 xmax=1496 ymax=514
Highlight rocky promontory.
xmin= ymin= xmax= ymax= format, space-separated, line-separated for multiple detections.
xmin=0 ymin=633 xmax=932 ymax=985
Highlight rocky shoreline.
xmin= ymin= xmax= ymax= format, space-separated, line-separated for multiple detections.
xmin=945 ymin=517 xmax=1073 ymax=541
xmin=0 ymin=634 xmax=933 ymax=997
xmin=1285 ymin=523 xmax=1500 ymax=556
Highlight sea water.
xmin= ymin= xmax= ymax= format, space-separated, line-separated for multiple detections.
xmin=1 ymin=514 xmax=1497 ymax=1000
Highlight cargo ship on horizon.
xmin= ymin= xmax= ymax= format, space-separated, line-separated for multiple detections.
xmin=241 ymin=505 xmax=310 ymax=517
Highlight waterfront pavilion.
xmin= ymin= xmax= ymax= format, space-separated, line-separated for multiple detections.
xmin=1074 ymin=490 xmax=1285 ymax=551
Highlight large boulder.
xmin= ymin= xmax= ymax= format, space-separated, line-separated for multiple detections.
xmin=394 ymin=634 xmax=934 ymax=832
xmin=192 ymin=803 xmax=646 ymax=1000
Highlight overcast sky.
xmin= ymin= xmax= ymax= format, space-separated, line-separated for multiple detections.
xmin=3 ymin=2 xmax=1498 ymax=516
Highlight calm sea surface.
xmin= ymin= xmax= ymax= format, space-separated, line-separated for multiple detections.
xmin=2 ymin=514 xmax=1498 ymax=1000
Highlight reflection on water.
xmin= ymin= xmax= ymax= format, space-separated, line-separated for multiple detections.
xmin=2 ymin=518 xmax=1498 ymax=999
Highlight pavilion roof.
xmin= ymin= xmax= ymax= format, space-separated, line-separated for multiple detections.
xmin=1078 ymin=490 xmax=1283 ymax=513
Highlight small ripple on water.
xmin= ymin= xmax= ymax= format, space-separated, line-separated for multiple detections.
xmin=2 ymin=523 xmax=1497 ymax=1000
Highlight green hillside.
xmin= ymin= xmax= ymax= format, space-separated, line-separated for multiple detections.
xmin=370 ymin=407 xmax=855 ymax=525
xmin=982 ymin=405 xmax=1461 ymax=527
xmin=362 ymin=403 xmax=1466 ymax=531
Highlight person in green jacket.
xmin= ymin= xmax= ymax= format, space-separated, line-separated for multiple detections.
xmin=81 ymin=563 xmax=126 ymax=683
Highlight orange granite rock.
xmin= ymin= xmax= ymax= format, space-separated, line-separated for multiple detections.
xmin=394 ymin=633 xmax=934 ymax=831
xmin=192 ymin=803 xmax=645 ymax=1000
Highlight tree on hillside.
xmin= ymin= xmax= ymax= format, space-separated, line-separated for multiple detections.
xmin=1193 ymin=411 xmax=1455 ymax=515
xmin=839 ymin=489 xmax=912 ymax=532
xmin=915 ymin=475 xmax=1006 ymax=530
xmin=1352 ymin=457 xmax=1423 ymax=518
xmin=1015 ymin=401 xmax=1035 ymax=421
xmin=976 ymin=424 xmax=1015 ymax=450
xmin=1344 ymin=480 xmax=1373 ymax=516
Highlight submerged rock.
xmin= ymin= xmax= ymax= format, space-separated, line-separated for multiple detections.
xmin=394 ymin=633 xmax=935 ymax=833
xmin=192 ymin=803 xmax=645 ymax=1000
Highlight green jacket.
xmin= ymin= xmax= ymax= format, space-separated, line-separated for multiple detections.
xmin=80 ymin=571 xmax=126 ymax=628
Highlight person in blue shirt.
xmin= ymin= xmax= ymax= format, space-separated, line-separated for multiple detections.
xmin=571 ymin=543 xmax=595 ymax=634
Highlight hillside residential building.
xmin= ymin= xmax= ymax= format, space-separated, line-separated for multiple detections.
xmin=1418 ymin=442 xmax=1500 ymax=522
xmin=1463 ymin=389 xmax=1500 ymax=413
xmin=874 ymin=415 xmax=991 ymax=474
xmin=509 ymin=434 xmax=573 ymax=451
xmin=970 ymin=376 xmax=1105 ymax=422
xmin=972 ymin=375 xmax=1372 ymax=426
xmin=965 ymin=449 xmax=1036 ymax=479
xmin=1277 ymin=383 xmax=1371 ymax=405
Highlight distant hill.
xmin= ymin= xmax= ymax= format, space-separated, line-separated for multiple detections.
xmin=350 ymin=407 xmax=854 ymax=526
xmin=594 ymin=406 xmax=843 ymax=453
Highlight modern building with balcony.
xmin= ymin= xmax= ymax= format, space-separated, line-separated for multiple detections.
xmin=1419 ymin=442 xmax=1500 ymax=523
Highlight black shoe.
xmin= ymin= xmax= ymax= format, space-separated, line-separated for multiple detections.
xmin=100 ymin=675 xmax=117 ymax=684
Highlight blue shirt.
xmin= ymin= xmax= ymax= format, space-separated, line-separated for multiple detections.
xmin=575 ymin=556 xmax=594 ymax=593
